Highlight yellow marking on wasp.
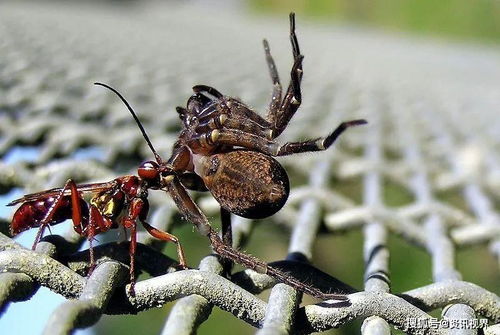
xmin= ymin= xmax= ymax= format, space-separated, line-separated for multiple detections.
xmin=90 ymin=194 xmax=116 ymax=216
xmin=90 ymin=197 xmax=98 ymax=207
xmin=103 ymin=200 xmax=116 ymax=216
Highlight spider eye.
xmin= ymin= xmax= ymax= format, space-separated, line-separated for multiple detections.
xmin=138 ymin=161 xmax=159 ymax=180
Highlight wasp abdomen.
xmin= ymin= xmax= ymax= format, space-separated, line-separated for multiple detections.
xmin=10 ymin=196 xmax=86 ymax=235
xmin=197 ymin=150 xmax=289 ymax=219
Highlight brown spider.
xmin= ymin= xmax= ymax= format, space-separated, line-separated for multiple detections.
xmin=9 ymin=13 xmax=365 ymax=299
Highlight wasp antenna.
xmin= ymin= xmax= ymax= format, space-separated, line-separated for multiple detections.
xmin=94 ymin=82 xmax=163 ymax=164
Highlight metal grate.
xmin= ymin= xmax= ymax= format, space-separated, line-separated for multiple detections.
xmin=1 ymin=2 xmax=499 ymax=334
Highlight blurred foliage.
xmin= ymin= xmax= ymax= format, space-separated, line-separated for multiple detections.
xmin=249 ymin=0 xmax=500 ymax=42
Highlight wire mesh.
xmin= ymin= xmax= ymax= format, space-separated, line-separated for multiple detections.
xmin=0 ymin=1 xmax=499 ymax=334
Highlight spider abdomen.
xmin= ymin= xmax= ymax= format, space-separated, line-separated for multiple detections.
xmin=196 ymin=150 xmax=289 ymax=219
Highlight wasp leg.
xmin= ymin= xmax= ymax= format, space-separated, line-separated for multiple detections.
xmin=128 ymin=222 xmax=137 ymax=295
xmin=32 ymin=179 xmax=80 ymax=250
xmin=86 ymin=205 xmax=111 ymax=276
xmin=123 ymin=198 xmax=145 ymax=294
xmin=86 ymin=207 xmax=97 ymax=275
xmin=141 ymin=220 xmax=187 ymax=269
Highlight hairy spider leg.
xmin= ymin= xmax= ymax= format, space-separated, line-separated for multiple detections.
xmin=220 ymin=208 xmax=233 ymax=249
xmin=188 ymin=119 xmax=367 ymax=157
xmin=165 ymin=145 xmax=192 ymax=170
xmin=163 ymin=175 xmax=347 ymax=301
xmin=275 ymin=120 xmax=368 ymax=155
xmin=266 ymin=13 xmax=304 ymax=139
xmin=190 ymin=13 xmax=304 ymax=141
xmin=263 ymin=39 xmax=282 ymax=122
xmin=194 ymin=103 xmax=270 ymax=137
xmin=192 ymin=85 xmax=223 ymax=99
xmin=219 ymin=207 xmax=234 ymax=276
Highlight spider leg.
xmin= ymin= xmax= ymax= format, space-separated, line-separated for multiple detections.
xmin=166 ymin=175 xmax=240 ymax=273
xmin=192 ymin=85 xmax=223 ymax=99
xmin=220 ymin=207 xmax=234 ymax=276
xmin=87 ymin=201 xmax=118 ymax=276
xmin=141 ymin=220 xmax=187 ymax=269
xmin=263 ymin=39 xmax=282 ymax=125
xmin=164 ymin=175 xmax=273 ymax=268
xmin=274 ymin=119 xmax=367 ymax=156
xmin=195 ymin=112 xmax=270 ymax=138
xmin=163 ymin=175 xmax=343 ymax=300
xmin=270 ymin=13 xmax=304 ymax=139
xmin=188 ymin=15 xmax=305 ymax=141
xmin=194 ymin=113 xmax=230 ymax=132
xmin=220 ymin=207 xmax=232 ymax=248
xmin=164 ymin=176 xmax=212 ymax=236
xmin=197 ymin=119 xmax=366 ymax=156
xmin=166 ymin=145 xmax=192 ymax=171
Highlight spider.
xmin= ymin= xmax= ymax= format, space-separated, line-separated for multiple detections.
xmin=9 ymin=13 xmax=365 ymax=299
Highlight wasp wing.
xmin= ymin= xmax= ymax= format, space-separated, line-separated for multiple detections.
xmin=7 ymin=181 xmax=116 ymax=206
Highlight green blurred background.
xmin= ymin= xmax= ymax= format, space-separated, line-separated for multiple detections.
xmin=87 ymin=0 xmax=498 ymax=333
xmin=251 ymin=0 xmax=500 ymax=42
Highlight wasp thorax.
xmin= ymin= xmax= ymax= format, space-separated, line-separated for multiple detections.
xmin=138 ymin=161 xmax=160 ymax=181
xmin=195 ymin=150 xmax=290 ymax=219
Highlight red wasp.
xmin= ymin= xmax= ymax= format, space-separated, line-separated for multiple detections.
xmin=8 ymin=13 xmax=365 ymax=299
